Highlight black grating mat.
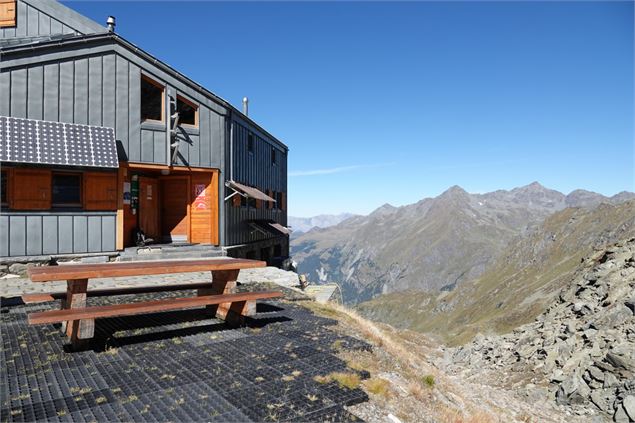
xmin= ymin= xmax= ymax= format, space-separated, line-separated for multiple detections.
xmin=1 ymin=293 xmax=369 ymax=422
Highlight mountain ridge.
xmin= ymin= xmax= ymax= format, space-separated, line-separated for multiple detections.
xmin=291 ymin=183 xmax=635 ymax=305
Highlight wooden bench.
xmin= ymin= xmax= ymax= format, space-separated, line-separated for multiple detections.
xmin=26 ymin=258 xmax=283 ymax=348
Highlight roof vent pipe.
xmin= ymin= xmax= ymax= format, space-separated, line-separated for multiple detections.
xmin=106 ymin=16 xmax=116 ymax=32
xmin=242 ymin=97 xmax=249 ymax=116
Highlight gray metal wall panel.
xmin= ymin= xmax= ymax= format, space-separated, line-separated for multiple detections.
xmin=42 ymin=216 xmax=58 ymax=254
xmin=87 ymin=216 xmax=101 ymax=252
xmin=26 ymin=215 xmax=42 ymax=255
xmin=199 ymin=109 xmax=210 ymax=167
xmin=127 ymin=63 xmax=141 ymax=161
xmin=115 ymin=55 xmax=129 ymax=154
xmin=88 ymin=56 xmax=103 ymax=126
xmin=0 ymin=216 xmax=8 ymax=257
xmin=58 ymin=216 xmax=73 ymax=254
xmin=9 ymin=216 xmax=26 ymax=256
xmin=43 ymin=63 xmax=59 ymax=121
xmin=38 ymin=12 xmax=51 ymax=35
xmin=101 ymin=216 xmax=115 ymax=251
xmin=10 ymin=68 xmax=27 ymax=118
xmin=102 ymin=54 xmax=116 ymax=129
xmin=15 ymin=1 xmax=26 ymax=37
xmin=0 ymin=72 xmax=10 ymax=117
xmin=27 ymin=66 xmax=43 ymax=120
xmin=141 ymin=129 xmax=154 ymax=162
xmin=26 ymin=3 xmax=39 ymax=36
xmin=72 ymin=216 xmax=87 ymax=253
xmin=58 ymin=61 xmax=74 ymax=123
xmin=188 ymin=133 xmax=200 ymax=167
xmin=73 ymin=58 xmax=88 ymax=124
xmin=153 ymin=130 xmax=165 ymax=164
xmin=50 ymin=19 xmax=62 ymax=35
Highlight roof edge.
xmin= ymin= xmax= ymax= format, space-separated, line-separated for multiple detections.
xmin=0 ymin=32 xmax=288 ymax=151
xmin=25 ymin=0 xmax=107 ymax=35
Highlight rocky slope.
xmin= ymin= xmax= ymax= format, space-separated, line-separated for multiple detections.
xmin=357 ymin=200 xmax=635 ymax=344
xmin=291 ymin=183 xmax=634 ymax=304
xmin=447 ymin=238 xmax=635 ymax=422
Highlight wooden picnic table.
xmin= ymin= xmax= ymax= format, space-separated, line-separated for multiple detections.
xmin=25 ymin=258 xmax=283 ymax=349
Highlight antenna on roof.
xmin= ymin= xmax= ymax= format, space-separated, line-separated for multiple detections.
xmin=106 ymin=16 xmax=116 ymax=32
xmin=242 ymin=97 xmax=249 ymax=116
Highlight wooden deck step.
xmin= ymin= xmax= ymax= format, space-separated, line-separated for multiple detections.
xmin=21 ymin=283 xmax=223 ymax=304
xmin=28 ymin=291 xmax=282 ymax=325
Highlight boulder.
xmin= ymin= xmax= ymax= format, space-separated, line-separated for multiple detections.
xmin=623 ymin=396 xmax=635 ymax=421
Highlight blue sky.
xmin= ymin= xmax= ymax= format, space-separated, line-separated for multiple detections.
xmin=68 ymin=1 xmax=634 ymax=217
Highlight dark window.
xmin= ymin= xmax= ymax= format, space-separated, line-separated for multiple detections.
xmin=276 ymin=191 xmax=283 ymax=210
xmin=271 ymin=148 xmax=276 ymax=165
xmin=141 ymin=75 xmax=164 ymax=122
xmin=177 ymin=96 xmax=198 ymax=126
xmin=1 ymin=170 xmax=7 ymax=205
xmin=248 ymin=197 xmax=257 ymax=208
xmin=274 ymin=244 xmax=282 ymax=257
xmin=52 ymin=173 xmax=81 ymax=206
xmin=240 ymin=194 xmax=247 ymax=208
xmin=248 ymin=134 xmax=254 ymax=153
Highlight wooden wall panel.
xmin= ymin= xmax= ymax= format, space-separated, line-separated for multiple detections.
xmin=11 ymin=168 xmax=51 ymax=210
xmin=84 ymin=172 xmax=117 ymax=211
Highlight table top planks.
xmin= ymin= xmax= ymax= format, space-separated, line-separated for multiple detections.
xmin=27 ymin=258 xmax=267 ymax=282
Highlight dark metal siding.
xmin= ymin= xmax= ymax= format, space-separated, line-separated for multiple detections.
xmin=224 ymin=117 xmax=288 ymax=247
xmin=0 ymin=50 xmax=225 ymax=168
xmin=0 ymin=211 xmax=116 ymax=257
xmin=0 ymin=0 xmax=104 ymax=39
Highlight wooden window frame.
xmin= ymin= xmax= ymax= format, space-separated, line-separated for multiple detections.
xmin=51 ymin=172 xmax=83 ymax=208
xmin=176 ymin=94 xmax=199 ymax=128
xmin=141 ymin=74 xmax=165 ymax=124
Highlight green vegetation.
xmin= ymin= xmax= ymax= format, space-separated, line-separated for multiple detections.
xmin=422 ymin=375 xmax=435 ymax=388
xmin=364 ymin=378 xmax=390 ymax=397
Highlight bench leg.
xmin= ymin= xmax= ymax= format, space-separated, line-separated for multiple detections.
xmin=64 ymin=279 xmax=94 ymax=348
xmin=224 ymin=301 xmax=256 ymax=327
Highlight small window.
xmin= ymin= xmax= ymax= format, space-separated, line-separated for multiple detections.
xmin=271 ymin=148 xmax=277 ymax=165
xmin=276 ymin=191 xmax=283 ymax=210
xmin=240 ymin=194 xmax=247 ymax=208
xmin=141 ymin=75 xmax=164 ymax=122
xmin=1 ymin=170 xmax=8 ymax=205
xmin=248 ymin=134 xmax=254 ymax=154
xmin=177 ymin=95 xmax=198 ymax=127
xmin=52 ymin=173 xmax=82 ymax=207
xmin=248 ymin=197 xmax=257 ymax=208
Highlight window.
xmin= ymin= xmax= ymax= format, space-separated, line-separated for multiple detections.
xmin=176 ymin=95 xmax=198 ymax=127
xmin=248 ymin=197 xmax=257 ymax=208
xmin=248 ymin=134 xmax=254 ymax=154
xmin=1 ymin=170 xmax=7 ymax=205
xmin=52 ymin=173 xmax=82 ymax=207
xmin=240 ymin=194 xmax=247 ymax=208
xmin=276 ymin=191 xmax=283 ymax=210
xmin=271 ymin=148 xmax=276 ymax=165
xmin=141 ymin=75 xmax=164 ymax=122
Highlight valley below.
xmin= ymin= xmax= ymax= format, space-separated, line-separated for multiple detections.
xmin=290 ymin=183 xmax=635 ymax=421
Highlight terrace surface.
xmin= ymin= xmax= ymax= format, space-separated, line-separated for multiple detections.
xmin=0 ymin=291 xmax=369 ymax=422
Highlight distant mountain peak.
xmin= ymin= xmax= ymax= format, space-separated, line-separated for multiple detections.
xmin=440 ymin=185 xmax=469 ymax=197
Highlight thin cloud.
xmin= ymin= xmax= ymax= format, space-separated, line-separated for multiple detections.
xmin=289 ymin=163 xmax=395 ymax=177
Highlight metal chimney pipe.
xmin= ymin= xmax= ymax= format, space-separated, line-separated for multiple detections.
xmin=242 ymin=97 xmax=249 ymax=116
xmin=106 ymin=16 xmax=116 ymax=32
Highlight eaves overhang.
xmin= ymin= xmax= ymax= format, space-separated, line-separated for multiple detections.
xmin=0 ymin=33 xmax=289 ymax=153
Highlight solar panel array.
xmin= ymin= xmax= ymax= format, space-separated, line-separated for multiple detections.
xmin=0 ymin=116 xmax=118 ymax=168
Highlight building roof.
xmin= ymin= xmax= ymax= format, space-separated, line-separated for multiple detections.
xmin=0 ymin=13 xmax=288 ymax=152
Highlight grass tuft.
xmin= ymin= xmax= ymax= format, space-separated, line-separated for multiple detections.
xmin=364 ymin=377 xmax=390 ymax=397
xmin=422 ymin=374 xmax=435 ymax=388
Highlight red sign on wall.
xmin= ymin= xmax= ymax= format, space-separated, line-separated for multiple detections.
xmin=193 ymin=184 xmax=208 ymax=210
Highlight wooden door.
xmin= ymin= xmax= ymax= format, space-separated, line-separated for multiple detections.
xmin=161 ymin=177 xmax=189 ymax=242
xmin=139 ymin=177 xmax=159 ymax=240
